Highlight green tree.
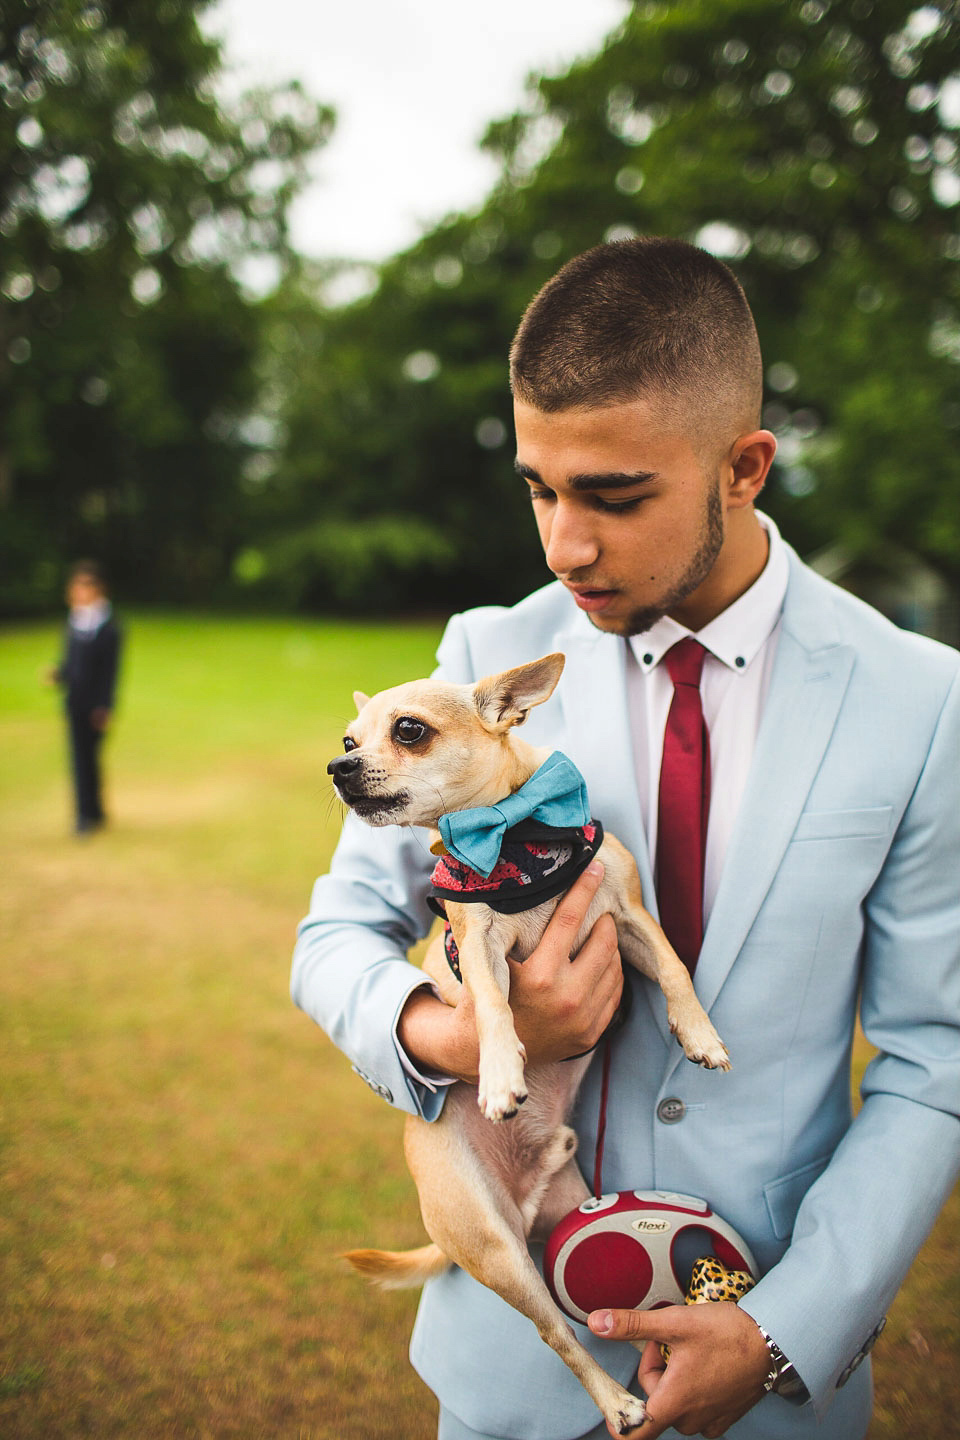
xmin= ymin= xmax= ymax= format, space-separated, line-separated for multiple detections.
xmin=0 ymin=0 xmax=332 ymax=610
xmin=255 ymin=0 xmax=959 ymax=613
xmin=482 ymin=0 xmax=960 ymax=577
xmin=241 ymin=245 xmax=532 ymax=613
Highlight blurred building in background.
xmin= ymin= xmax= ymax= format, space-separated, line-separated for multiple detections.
xmin=811 ymin=544 xmax=960 ymax=647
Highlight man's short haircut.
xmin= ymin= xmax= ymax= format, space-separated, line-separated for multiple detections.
xmin=510 ymin=237 xmax=763 ymax=444
xmin=69 ymin=559 xmax=107 ymax=590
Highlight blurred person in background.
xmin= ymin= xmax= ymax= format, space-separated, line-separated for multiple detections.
xmin=48 ymin=560 xmax=123 ymax=836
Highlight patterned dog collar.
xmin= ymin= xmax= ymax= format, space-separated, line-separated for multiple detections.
xmin=428 ymin=820 xmax=604 ymax=980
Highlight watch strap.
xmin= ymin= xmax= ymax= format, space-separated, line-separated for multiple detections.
xmin=755 ymin=1324 xmax=810 ymax=1404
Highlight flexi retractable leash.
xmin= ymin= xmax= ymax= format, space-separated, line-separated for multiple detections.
xmin=544 ymin=1034 xmax=758 ymax=1325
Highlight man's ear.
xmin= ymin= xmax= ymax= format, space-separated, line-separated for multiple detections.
xmin=727 ymin=430 xmax=777 ymax=508
xmin=353 ymin=690 xmax=370 ymax=714
xmin=474 ymin=652 xmax=565 ymax=731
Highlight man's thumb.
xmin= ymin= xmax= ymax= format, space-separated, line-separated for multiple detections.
xmin=588 ymin=1306 xmax=683 ymax=1342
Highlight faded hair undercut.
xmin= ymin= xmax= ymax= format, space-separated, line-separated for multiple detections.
xmin=509 ymin=237 xmax=763 ymax=446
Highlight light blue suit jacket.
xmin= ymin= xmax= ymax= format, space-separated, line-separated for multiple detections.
xmin=292 ymin=549 xmax=960 ymax=1440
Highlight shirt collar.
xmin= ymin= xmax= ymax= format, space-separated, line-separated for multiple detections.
xmin=69 ymin=599 xmax=111 ymax=633
xmin=628 ymin=512 xmax=788 ymax=676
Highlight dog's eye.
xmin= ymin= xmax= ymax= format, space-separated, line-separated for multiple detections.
xmin=343 ymin=736 xmax=358 ymax=753
xmin=394 ymin=717 xmax=426 ymax=745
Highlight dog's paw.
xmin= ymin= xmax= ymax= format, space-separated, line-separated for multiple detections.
xmin=671 ymin=1014 xmax=731 ymax=1071
xmin=478 ymin=1047 xmax=528 ymax=1122
xmin=478 ymin=1081 xmax=528 ymax=1122
xmin=611 ymin=1394 xmax=646 ymax=1434
xmin=685 ymin=1033 xmax=731 ymax=1071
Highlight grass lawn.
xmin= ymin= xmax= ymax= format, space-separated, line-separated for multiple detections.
xmin=1 ymin=612 xmax=956 ymax=1439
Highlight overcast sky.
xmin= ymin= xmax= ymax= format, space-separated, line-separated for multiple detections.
xmin=202 ymin=0 xmax=630 ymax=264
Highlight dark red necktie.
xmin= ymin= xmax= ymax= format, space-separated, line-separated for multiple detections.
xmin=657 ymin=638 xmax=711 ymax=973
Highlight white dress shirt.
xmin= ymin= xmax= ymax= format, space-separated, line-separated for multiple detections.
xmin=69 ymin=599 xmax=112 ymax=634
xmin=626 ymin=512 xmax=789 ymax=929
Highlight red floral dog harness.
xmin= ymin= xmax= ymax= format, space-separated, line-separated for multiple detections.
xmin=428 ymin=820 xmax=604 ymax=981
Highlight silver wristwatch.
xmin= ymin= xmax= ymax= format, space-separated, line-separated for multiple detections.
xmin=756 ymin=1325 xmax=810 ymax=1404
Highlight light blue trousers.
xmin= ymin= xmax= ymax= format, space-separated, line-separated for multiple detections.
xmin=438 ymin=1402 xmax=624 ymax=1440
xmin=437 ymin=1381 xmax=869 ymax=1440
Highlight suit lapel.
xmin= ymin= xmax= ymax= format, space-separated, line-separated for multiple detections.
xmin=663 ymin=555 xmax=855 ymax=1073
xmin=553 ymin=621 xmax=652 ymax=894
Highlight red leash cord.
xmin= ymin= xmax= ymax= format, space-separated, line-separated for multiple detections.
xmin=592 ymin=1034 xmax=613 ymax=1199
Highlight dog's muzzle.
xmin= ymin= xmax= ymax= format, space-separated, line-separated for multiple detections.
xmin=327 ymin=753 xmax=408 ymax=821
xmin=327 ymin=752 xmax=364 ymax=795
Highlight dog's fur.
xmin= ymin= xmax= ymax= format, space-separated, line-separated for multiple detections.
xmin=329 ymin=653 xmax=729 ymax=1435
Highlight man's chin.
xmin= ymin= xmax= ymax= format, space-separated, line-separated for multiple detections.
xmin=585 ymin=605 xmax=664 ymax=638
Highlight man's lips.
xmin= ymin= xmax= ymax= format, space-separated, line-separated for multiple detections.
xmin=563 ymin=582 xmax=619 ymax=612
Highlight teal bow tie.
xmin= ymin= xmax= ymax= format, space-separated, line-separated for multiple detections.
xmin=438 ymin=750 xmax=591 ymax=878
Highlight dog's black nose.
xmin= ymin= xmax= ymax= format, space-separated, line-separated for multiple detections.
xmin=327 ymin=753 xmax=363 ymax=779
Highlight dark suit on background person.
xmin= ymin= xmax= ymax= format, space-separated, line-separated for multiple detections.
xmin=54 ymin=599 xmax=123 ymax=833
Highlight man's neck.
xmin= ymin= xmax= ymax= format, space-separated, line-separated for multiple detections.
xmin=670 ymin=508 xmax=769 ymax=632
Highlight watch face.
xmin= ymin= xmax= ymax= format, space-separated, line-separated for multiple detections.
xmin=544 ymin=1190 xmax=758 ymax=1325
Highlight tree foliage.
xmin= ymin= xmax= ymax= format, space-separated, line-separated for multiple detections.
xmin=0 ymin=0 xmax=332 ymax=610
xmin=4 ymin=0 xmax=958 ymax=616
xmin=248 ymin=0 xmax=959 ymax=613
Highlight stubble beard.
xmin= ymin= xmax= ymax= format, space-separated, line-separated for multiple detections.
xmin=603 ymin=479 xmax=725 ymax=638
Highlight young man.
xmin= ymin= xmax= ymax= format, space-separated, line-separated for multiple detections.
xmin=292 ymin=239 xmax=960 ymax=1439
xmin=50 ymin=560 xmax=123 ymax=835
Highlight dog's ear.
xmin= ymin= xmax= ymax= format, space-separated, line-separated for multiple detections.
xmin=474 ymin=652 xmax=565 ymax=731
xmin=353 ymin=690 xmax=371 ymax=714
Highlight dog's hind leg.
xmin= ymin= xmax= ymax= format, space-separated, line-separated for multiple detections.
xmin=464 ymin=1224 xmax=646 ymax=1436
xmin=527 ymin=1154 xmax=591 ymax=1242
xmin=407 ymin=1118 xmax=645 ymax=1435
xmin=518 ymin=1127 xmax=586 ymax=1236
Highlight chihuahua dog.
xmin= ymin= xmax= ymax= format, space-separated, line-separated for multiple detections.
xmin=329 ymin=652 xmax=729 ymax=1435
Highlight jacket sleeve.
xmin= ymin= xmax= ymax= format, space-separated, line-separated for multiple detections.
xmin=290 ymin=614 xmax=476 ymax=1118
xmin=52 ymin=628 xmax=68 ymax=688
xmin=93 ymin=623 xmax=122 ymax=710
xmin=739 ymin=665 xmax=960 ymax=1416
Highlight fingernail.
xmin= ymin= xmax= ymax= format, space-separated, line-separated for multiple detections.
xmin=589 ymin=1309 xmax=614 ymax=1334
xmin=587 ymin=860 xmax=604 ymax=877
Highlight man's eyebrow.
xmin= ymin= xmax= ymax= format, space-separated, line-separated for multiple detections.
xmin=514 ymin=460 xmax=659 ymax=490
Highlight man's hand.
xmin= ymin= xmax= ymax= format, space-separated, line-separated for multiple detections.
xmin=90 ymin=707 xmax=111 ymax=732
xmin=588 ymin=1301 xmax=772 ymax=1438
xmin=397 ymin=859 xmax=622 ymax=1081
xmin=507 ymin=859 xmax=623 ymax=1065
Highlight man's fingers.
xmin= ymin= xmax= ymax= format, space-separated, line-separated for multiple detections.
xmin=593 ymin=1304 xmax=773 ymax=1440
xmin=542 ymin=860 xmax=605 ymax=951
xmin=637 ymin=1337 xmax=666 ymax=1393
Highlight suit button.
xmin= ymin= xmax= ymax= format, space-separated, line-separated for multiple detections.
xmin=657 ymin=1096 xmax=686 ymax=1124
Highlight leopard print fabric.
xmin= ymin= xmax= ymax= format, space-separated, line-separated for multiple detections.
xmin=660 ymin=1257 xmax=756 ymax=1363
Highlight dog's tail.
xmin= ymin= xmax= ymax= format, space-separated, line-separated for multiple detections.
xmin=342 ymin=1242 xmax=449 ymax=1290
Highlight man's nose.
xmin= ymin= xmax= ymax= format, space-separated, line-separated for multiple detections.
xmin=327 ymin=753 xmax=363 ymax=779
xmin=543 ymin=501 xmax=599 ymax=576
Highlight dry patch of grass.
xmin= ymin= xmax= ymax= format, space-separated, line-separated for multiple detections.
xmin=1 ymin=614 xmax=956 ymax=1438
xmin=851 ymin=1041 xmax=959 ymax=1438
xmin=1 ymin=615 xmax=442 ymax=1439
